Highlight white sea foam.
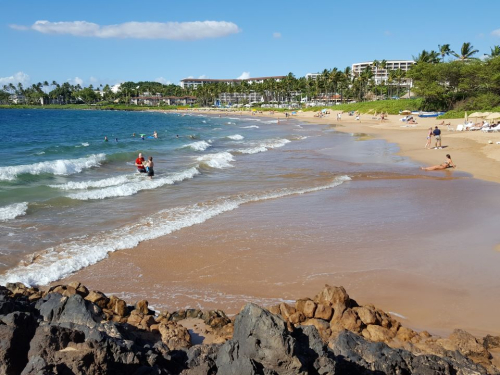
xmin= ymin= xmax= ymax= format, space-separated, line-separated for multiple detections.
xmin=0 ymin=154 xmax=106 ymax=181
xmin=0 ymin=202 xmax=28 ymax=222
xmin=0 ymin=176 xmax=350 ymax=286
xmin=226 ymin=134 xmax=244 ymax=140
xmin=240 ymin=125 xmax=259 ymax=129
xmin=182 ymin=141 xmax=211 ymax=151
xmin=389 ymin=312 xmax=407 ymax=319
xmin=81 ymin=142 xmax=89 ymax=147
xmin=196 ymin=152 xmax=234 ymax=169
xmin=67 ymin=167 xmax=200 ymax=200
xmin=49 ymin=174 xmax=136 ymax=190
xmin=236 ymin=138 xmax=291 ymax=154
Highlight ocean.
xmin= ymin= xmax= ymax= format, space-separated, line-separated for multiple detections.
xmin=1 ymin=109 xmax=500 ymax=335
xmin=0 ymin=109 xmax=352 ymax=285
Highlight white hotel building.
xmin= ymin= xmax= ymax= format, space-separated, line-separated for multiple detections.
xmin=351 ymin=60 xmax=415 ymax=86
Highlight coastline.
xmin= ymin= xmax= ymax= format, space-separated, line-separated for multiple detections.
xmin=169 ymin=108 xmax=500 ymax=184
xmin=3 ymin=107 xmax=498 ymax=342
xmin=51 ymin=110 xmax=500 ymax=339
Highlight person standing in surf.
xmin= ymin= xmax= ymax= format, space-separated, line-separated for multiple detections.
xmin=135 ymin=153 xmax=146 ymax=173
xmin=145 ymin=156 xmax=154 ymax=179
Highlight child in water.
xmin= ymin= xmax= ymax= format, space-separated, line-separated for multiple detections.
xmin=145 ymin=156 xmax=154 ymax=179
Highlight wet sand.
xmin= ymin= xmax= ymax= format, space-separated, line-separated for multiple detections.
xmin=62 ymin=168 xmax=500 ymax=337
xmin=56 ymin=110 xmax=500 ymax=338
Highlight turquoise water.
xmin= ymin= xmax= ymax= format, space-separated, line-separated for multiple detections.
xmin=0 ymin=109 xmax=337 ymax=285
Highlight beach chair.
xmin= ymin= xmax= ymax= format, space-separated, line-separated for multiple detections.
xmin=456 ymin=124 xmax=464 ymax=131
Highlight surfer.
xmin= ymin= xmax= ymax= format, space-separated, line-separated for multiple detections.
xmin=135 ymin=153 xmax=147 ymax=173
xmin=104 ymin=136 xmax=108 ymax=142
xmin=153 ymin=130 xmax=158 ymax=139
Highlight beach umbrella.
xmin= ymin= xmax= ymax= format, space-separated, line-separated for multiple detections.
xmin=464 ymin=111 xmax=468 ymax=122
xmin=469 ymin=112 xmax=490 ymax=119
xmin=486 ymin=112 xmax=500 ymax=120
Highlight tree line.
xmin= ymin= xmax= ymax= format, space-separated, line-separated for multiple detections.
xmin=2 ymin=42 xmax=500 ymax=111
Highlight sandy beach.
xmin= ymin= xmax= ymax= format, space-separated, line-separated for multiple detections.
xmin=55 ymin=108 xmax=500 ymax=339
xmin=174 ymin=108 xmax=500 ymax=184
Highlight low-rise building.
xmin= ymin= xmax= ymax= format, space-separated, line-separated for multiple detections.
xmin=180 ymin=76 xmax=285 ymax=89
xmin=9 ymin=94 xmax=26 ymax=104
xmin=131 ymin=95 xmax=196 ymax=106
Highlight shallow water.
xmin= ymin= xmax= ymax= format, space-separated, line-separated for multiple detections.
xmin=1 ymin=110 xmax=499 ymax=336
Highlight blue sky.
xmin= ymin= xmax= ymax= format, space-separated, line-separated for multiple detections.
xmin=1 ymin=0 xmax=500 ymax=88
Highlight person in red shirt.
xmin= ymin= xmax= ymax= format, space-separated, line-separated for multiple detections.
xmin=135 ymin=153 xmax=146 ymax=173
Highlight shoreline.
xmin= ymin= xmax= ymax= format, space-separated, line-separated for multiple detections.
xmin=3 ymin=107 xmax=498 ymax=342
xmin=51 ymin=110 xmax=500 ymax=339
xmin=168 ymin=108 xmax=500 ymax=184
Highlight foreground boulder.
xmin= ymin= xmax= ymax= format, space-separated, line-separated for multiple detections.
xmin=0 ymin=283 xmax=497 ymax=374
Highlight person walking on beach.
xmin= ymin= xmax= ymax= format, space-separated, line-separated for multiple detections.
xmin=421 ymin=154 xmax=456 ymax=171
xmin=425 ymin=127 xmax=433 ymax=149
xmin=145 ymin=156 xmax=154 ymax=179
xmin=135 ymin=153 xmax=146 ymax=173
xmin=433 ymin=126 xmax=442 ymax=149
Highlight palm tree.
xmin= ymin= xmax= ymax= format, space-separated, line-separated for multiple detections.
xmin=413 ymin=50 xmax=440 ymax=64
xmin=488 ymin=45 xmax=500 ymax=58
xmin=438 ymin=44 xmax=451 ymax=62
xmin=394 ymin=69 xmax=406 ymax=98
xmin=451 ymin=42 xmax=479 ymax=60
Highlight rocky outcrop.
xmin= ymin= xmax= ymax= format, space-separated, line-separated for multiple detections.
xmin=0 ymin=282 xmax=497 ymax=374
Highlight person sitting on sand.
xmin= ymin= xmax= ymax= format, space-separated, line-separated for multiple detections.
xmin=408 ymin=118 xmax=417 ymax=124
xmin=421 ymin=154 xmax=456 ymax=171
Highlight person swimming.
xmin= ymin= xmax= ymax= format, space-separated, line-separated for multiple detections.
xmin=153 ymin=130 xmax=158 ymax=139
xmin=104 ymin=136 xmax=108 ymax=142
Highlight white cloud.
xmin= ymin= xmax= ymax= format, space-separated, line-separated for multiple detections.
xmin=11 ymin=20 xmax=241 ymax=40
xmin=111 ymin=83 xmax=122 ymax=93
xmin=237 ymin=72 xmax=251 ymax=80
xmin=198 ymin=75 xmax=208 ymax=79
xmin=0 ymin=72 xmax=31 ymax=86
xmin=8 ymin=24 xmax=29 ymax=31
xmin=89 ymin=76 xmax=99 ymax=83
xmin=273 ymin=32 xmax=281 ymax=38
xmin=187 ymin=76 xmax=194 ymax=79
xmin=491 ymin=29 xmax=500 ymax=37
xmin=155 ymin=77 xmax=171 ymax=85
xmin=68 ymin=77 xmax=84 ymax=86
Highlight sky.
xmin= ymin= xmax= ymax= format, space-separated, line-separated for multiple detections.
xmin=1 ymin=0 xmax=500 ymax=89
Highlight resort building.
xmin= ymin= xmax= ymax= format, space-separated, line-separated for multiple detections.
xmin=305 ymin=73 xmax=321 ymax=80
xmin=180 ymin=76 xmax=286 ymax=89
xmin=351 ymin=60 xmax=415 ymax=86
xmin=131 ymin=95 xmax=196 ymax=106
